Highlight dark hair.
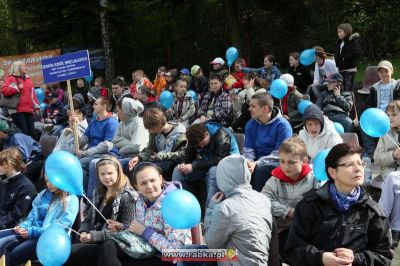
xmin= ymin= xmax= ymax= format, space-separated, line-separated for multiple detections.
xmin=325 ymin=143 xmax=363 ymax=179
xmin=130 ymin=162 xmax=162 ymax=186
xmin=143 ymin=108 xmax=167 ymax=129
xmin=209 ymin=74 xmax=222 ymax=82
xmin=98 ymin=96 xmax=112 ymax=112
xmin=337 ymin=23 xmax=353 ymax=38
xmin=186 ymin=123 xmax=208 ymax=147
xmin=112 ymin=78 xmax=124 ymax=87
xmin=251 ymin=92 xmax=274 ymax=111
xmin=289 ymin=52 xmax=299 ymax=60
xmin=265 ymin=54 xmax=277 ymax=65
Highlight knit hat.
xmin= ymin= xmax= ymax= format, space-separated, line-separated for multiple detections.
xmin=87 ymin=87 xmax=101 ymax=101
xmin=0 ymin=120 xmax=9 ymax=132
xmin=121 ymin=97 xmax=144 ymax=118
xmin=303 ymin=104 xmax=324 ymax=132
xmin=191 ymin=65 xmax=201 ymax=76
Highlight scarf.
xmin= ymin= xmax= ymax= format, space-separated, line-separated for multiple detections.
xmin=329 ymin=183 xmax=361 ymax=212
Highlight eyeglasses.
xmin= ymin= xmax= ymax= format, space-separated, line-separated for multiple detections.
xmin=336 ymin=161 xmax=366 ymax=169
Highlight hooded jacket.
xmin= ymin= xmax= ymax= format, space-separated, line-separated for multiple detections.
xmin=317 ymin=87 xmax=353 ymax=115
xmin=205 ymin=155 xmax=272 ymax=266
xmin=19 ymin=189 xmax=79 ymax=239
xmin=0 ymin=173 xmax=36 ymax=229
xmin=168 ymin=92 xmax=196 ymax=126
xmin=334 ymin=33 xmax=361 ymax=71
xmin=367 ymin=80 xmax=400 ymax=109
xmin=112 ymin=98 xmax=149 ymax=158
xmin=42 ymin=100 xmax=66 ymax=125
xmin=244 ymin=107 xmax=292 ymax=162
xmin=198 ymin=88 xmax=234 ymax=127
xmin=139 ymin=122 xmax=187 ymax=162
xmin=185 ymin=122 xmax=239 ymax=172
xmin=72 ymin=93 xmax=88 ymax=116
xmin=281 ymin=87 xmax=303 ymax=122
xmin=139 ymin=181 xmax=192 ymax=252
xmin=313 ymin=59 xmax=338 ymax=85
xmin=299 ymin=105 xmax=343 ymax=160
xmin=4 ymin=132 xmax=42 ymax=162
xmin=262 ymin=165 xmax=318 ymax=231
xmin=284 ymin=182 xmax=392 ymax=266
xmin=373 ymin=128 xmax=400 ymax=181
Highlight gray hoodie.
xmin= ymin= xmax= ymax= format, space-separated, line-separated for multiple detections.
xmin=204 ymin=154 xmax=272 ymax=266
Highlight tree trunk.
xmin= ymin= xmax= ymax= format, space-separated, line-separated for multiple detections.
xmin=225 ymin=0 xmax=242 ymax=51
xmin=99 ymin=0 xmax=114 ymax=82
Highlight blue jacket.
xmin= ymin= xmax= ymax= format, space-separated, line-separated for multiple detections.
xmin=242 ymin=65 xmax=281 ymax=85
xmin=84 ymin=114 xmax=119 ymax=154
xmin=19 ymin=189 xmax=79 ymax=239
xmin=244 ymin=107 xmax=292 ymax=163
xmin=4 ymin=133 xmax=42 ymax=162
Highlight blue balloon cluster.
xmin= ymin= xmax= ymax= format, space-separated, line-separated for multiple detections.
xmin=333 ymin=122 xmax=345 ymax=135
xmin=160 ymin=91 xmax=174 ymax=109
xmin=360 ymin=108 xmax=390 ymax=138
xmin=36 ymin=224 xmax=71 ymax=266
xmin=44 ymin=151 xmax=83 ymax=196
xmin=35 ymin=88 xmax=45 ymax=104
xmin=313 ymin=149 xmax=330 ymax=182
xmin=300 ymin=49 xmax=316 ymax=66
xmin=226 ymin=47 xmax=239 ymax=67
xmin=270 ymin=79 xmax=288 ymax=99
xmin=187 ymin=90 xmax=198 ymax=101
xmin=298 ymin=100 xmax=313 ymax=115
xmin=161 ymin=189 xmax=201 ymax=229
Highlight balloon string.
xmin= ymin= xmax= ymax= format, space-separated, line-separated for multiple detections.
xmin=385 ymin=133 xmax=400 ymax=148
xmin=56 ymin=220 xmax=81 ymax=236
xmin=82 ymin=194 xmax=109 ymax=224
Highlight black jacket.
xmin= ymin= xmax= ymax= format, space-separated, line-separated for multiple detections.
xmin=367 ymin=80 xmax=400 ymax=108
xmin=0 ymin=173 xmax=36 ymax=229
xmin=334 ymin=33 xmax=362 ymax=71
xmin=317 ymin=88 xmax=353 ymax=115
xmin=284 ymin=182 xmax=392 ymax=266
xmin=110 ymin=90 xmax=132 ymax=113
xmin=288 ymin=64 xmax=313 ymax=94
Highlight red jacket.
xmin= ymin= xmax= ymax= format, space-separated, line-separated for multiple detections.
xmin=2 ymin=75 xmax=39 ymax=113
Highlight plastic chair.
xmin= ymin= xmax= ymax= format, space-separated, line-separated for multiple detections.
xmin=38 ymin=135 xmax=58 ymax=158
xmin=341 ymin=132 xmax=360 ymax=148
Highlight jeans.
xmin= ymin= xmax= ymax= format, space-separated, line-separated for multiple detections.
xmin=340 ymin=71 xmax=356 ymax=92
xmin=172 ymin=166 xmax=218 ymax=208
xmin=361 ymin=127 xmax=378 ymax=158
xmin=253 ymin=163 xmax=278 ymax=192
xmin=0 ymin=229 xmax=38 ymax=266
xmin=325 ymin=112 xmax=353 ymax=133
xmin=11 ymin=112 xmax=35 ymax=137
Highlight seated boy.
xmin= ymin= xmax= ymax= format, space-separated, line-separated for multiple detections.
xmin=172 ymin=122 xmax=239 ymax=207
xmin=41 ymin=92 xmax=67 ymax=133
xmin=299 ymin=104 xmax=343 ymax=161
xmin=128 ymin=108 xmax=187 ymax=180
xmin=262 ymin=136 xmax=318 ymax=254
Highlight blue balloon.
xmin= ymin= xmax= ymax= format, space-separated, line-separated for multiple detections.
xmin=161 ymin=189 xmax=201 ymax=229
xmin=360 ymin=108 xmax=390 ymax=138
xmin=226 ymin=47 xmax=239 ymax=67
xmin=35 ymin=88 xmax=45 ymax=103
xmin=333 ymin=122 xmax=345 ymax=135
xmin=37 ymin=224 xmax=71 ymax=266
xmin=298 ymin=100 xmax=313 ymax=115
xmin=84 ymin=71 xmax=93 ymax=83
xmin=40 ymin=102 xmax=48 ymax=112
xmin=160 ymin=90 xmax=174 ymax=109
xmin=300 ymin=49 xmax=316 ymax=66
xmin=270 ymin=79 xmax=288 ymax=99
xmin=313 ymin=149 xmax=330 ymax=182
xmin=45 ymin=151 xmax=83 ymax=195
xmin=187 ymin=90 xmax=198 ymax=101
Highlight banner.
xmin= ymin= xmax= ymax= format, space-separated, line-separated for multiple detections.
xmin=0 ymin=49 xmax=61 ymax=86
xmin=41 ymin=50 xmax=91 ymax=84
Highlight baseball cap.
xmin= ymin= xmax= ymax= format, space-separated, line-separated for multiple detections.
xmin=210 ymin=57 xmax=225 ymax=65
xmin=0 ymin=120 xmax=9 ymax=132
xmin=326 ymin=73 xmax=343 ymax=83
xmin=191 ymin=65 xmax=201 ymax=76
xmin=377 ymin=60 xmax=393 ymax=71
xmin=47 ymin=92 xmax=58 ymax=99
xmin=180 ymin=68 xmax=190 ymax=76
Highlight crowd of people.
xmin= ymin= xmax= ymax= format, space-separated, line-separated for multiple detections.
xmin=0 ymin=22 xmax=400 ymax=265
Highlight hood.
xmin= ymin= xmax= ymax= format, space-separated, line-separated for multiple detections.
xmin=168 ymin=122 xmax=187 ymax=136
xmin=73 ymin=93 xmax=85 ymax=107
xmin=204 ymin=121 xmax=222 ymax=136
xmin=302 ymin=116 xmax=335 ymax=138
xmin=87 ymin=87 xmax=101 ymax=101
xmin=121 ymin=98 xmax=144 ymax=119
xmin=256 ymin=106 xmax=282 ymax=125
xmin=303 ymin=104 xmax=324 ymax=132
xmin=272 ymin=164 xmax=312 ymax=185
xmin=216 ymin=154 xmax=252 ymax=197
xmin=349 ymin=32 xmax=360 ymax=41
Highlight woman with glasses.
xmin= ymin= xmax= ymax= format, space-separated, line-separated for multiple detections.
xmin=284 ymin=143 xmax=392 ymax=266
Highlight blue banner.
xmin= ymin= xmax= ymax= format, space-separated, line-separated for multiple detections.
xmin=41 ymin=50 xmax=91 ymax=84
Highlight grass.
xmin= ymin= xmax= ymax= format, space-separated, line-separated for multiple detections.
xmin=355 ymin=58 xmax=400 ymax=82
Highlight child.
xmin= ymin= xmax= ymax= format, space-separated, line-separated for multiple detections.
xmin=299 ymin=104 xmax=343 ymax=160
xmin=179 ymin=68 xmax=191 ymax=86
xmin=153 ymin=66 xmax=167 ymax=98
xmin=288 ymin=52 xmax=313 ymax=94
xmin=224 ymin=57 xmax=246 ymax=91
xmin=262 ymin=136 xmax=318 ymax=254
xmin=166 ymin=79 xmax=195 ymax=126
xmin=98 ymin=162 xmax=192 ymax=265
xmin=75 ymin=78 xmax=88 ymax=103
xmin=205 ymin=154 xmax=272 ymax=265
xmin=54 ymin=109 xmax=88 ymax=154
xmin=0 ymin=148 xmax=36 ymax=230
xmin=92 ymin=76 xmax=109 ymax=98
xmin=49 ymin=83 xmax=65 ymax=105
xmin=280 ymin=73 xmax=305 ymax=130
xmin=0 ymin=175 xmax=79 ymax=265
xmin=209 ymin=57 xmax=229 ymax=83
xmin=241 ymin=54 xmax=281 ymax=88
xmin=130 ymin=70 xmax=153 ymax=99
xmin=41 ymin=92 xmax=67 ymax=129
xmin=66 ymin=156 xmax=138 ymax=266
xmin=128 ymin=108 xmax=187 ymax=180
xmin=373 ymin=100 xmax=400 ymax=188
xmin=189 ymin=65 xmax=208 ymax=101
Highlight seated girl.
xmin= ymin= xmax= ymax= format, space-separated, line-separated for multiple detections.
xmin=0 ymin=175 xmax=79 ymax=265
